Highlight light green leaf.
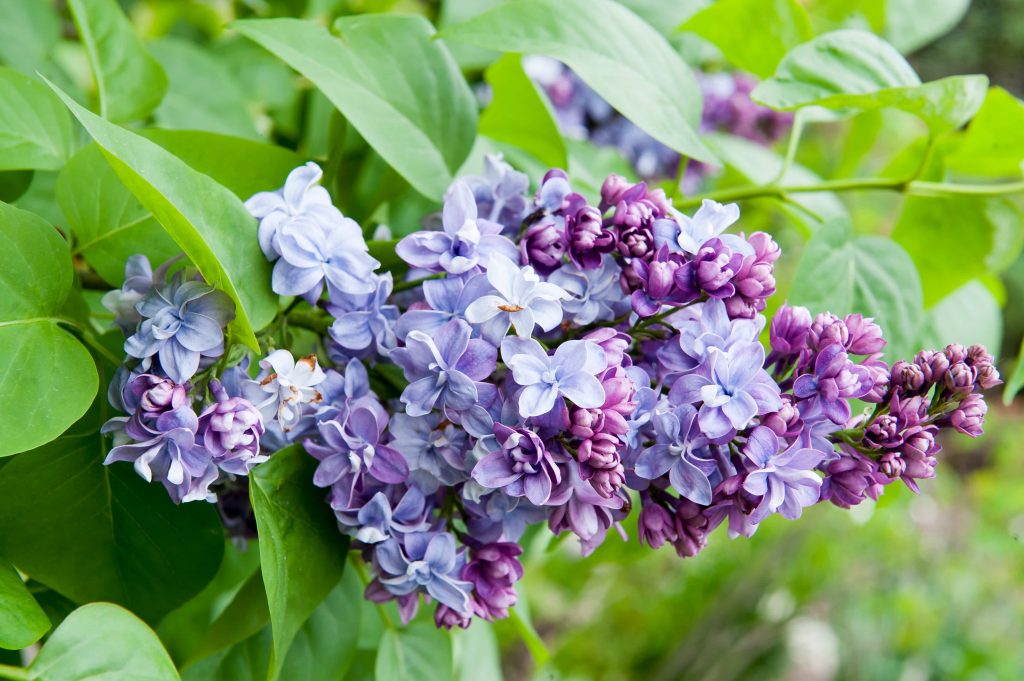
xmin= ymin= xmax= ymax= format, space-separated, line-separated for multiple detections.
xmin=375 ymin=622 xmax=452 ymax=681
xmin=893 ymin=196 xmax=1023 ymax=306
xmin=0 ymin=560 xmax=49 ymax=650
xmin=918 ymin=281 xmax=1003 ymax=358
xmin=234 ymin=15 xmax=477 ymax=200
xmin=250 ymin=444 xmax=349 ymax=680
xmin=1004 ymin=338 xmax=1024 ymax=405
xmin=47 ymin=80 xmax=278 ymax=350
xmin=0 ymin=201 xmax=96 ymax=457
xmin=884 ymin=0 xmax=970 ymax=54
xmin=752 ymin=30 xmax=988 ymax=133
xmin=151 ymin=37 xmax=260 ymax=140
xmin=453 ymin=621 xmax=502 ymax=681
xmin=789 ymin=219 xmax=923 ymax=361
xmin=29 ymin=603 xmax=179 ymax=681
xmin=480 ymin=53 xmax=567 ymax=170
xmin=67 ymin=0 xmax=167 ymax=123
xmin=945 ymin=87 xmax=1024 ymax=178
xmin=0 ymin=67 xmax=73 ymax=170
xmin=680 ymin=0 xmax=812 ymax=78
xmin=0 ymin=402 xmax=225 ymax=624
xmin=0 ymin=1 xmax=60 ymax=76
xmin=441 ymin=0 xmax=715 ymax=164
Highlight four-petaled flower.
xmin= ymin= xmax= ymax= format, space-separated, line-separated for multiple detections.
xmin=465 ymin=254 xmax=569 ymax=340
xmin=635 ymin=405 xmax=717 ymax=505
xmin=376 ymin=532 xmax=473 ymax=614
xmin=501 ymin=337 xmax=607 ymax=418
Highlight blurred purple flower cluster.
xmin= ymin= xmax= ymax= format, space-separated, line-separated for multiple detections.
xmin=102 ymin=156 xmax=999 ymax=631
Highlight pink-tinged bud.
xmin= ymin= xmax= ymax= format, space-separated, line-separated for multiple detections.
xmin=809 ymin=312 xmax=848 ymax=350
xmin=762 ymin=396 xmax=802 ymax=438
xmin=671 ymin=498 xmax=710 ymax=558
xmin=891 ymin=360 xmax=925 ymax=393
xmin=878 ymin=451 xmax=906 ymax=479
xmin=945 ymin=393 xmax=987 ymax=437
xmin=944 ymin=362 xmax=976 ymax=394
xmin=638 ymin=500 xmax=677 ymax=549
xmin=770 ymin=303 xmax=812 ymax=355
xmin=861 ymin=354 xmax=890 ymax=403
xmin=943 ymin=343 xmax=968 ymax=365
xmin=844 ymin=314 xmax=886 ymax=355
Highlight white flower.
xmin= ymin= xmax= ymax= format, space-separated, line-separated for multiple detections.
xmin=243 ymin=350 xmax=326 ymax=431
xmin=464 ymin=254 xmax=568 ymax=339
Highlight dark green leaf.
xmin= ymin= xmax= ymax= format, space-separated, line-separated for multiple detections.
xmin=375 ymin=622 xmax=452 ymax=681
xmin=0 ymin=67 xmax=73 ymax=170
xmin=0 ymin=560 xmax=49 ymax=650
xmin=0 ymin=403 xmax=225 ymax=624
xmin=28 ymin=603 xmax=179 ymax=681
xmin=680 ymin=0 xmax=812 ymax=78
xmin=0 ymin=201 xmax=97 ymax=456
xmin=47 ymin=80 xmax=278 ymax=350
xmin=234 ymin=15 xmax=477 ymax=200
xmin=250 ymin=444 xmax=349 ymax=679
xmin=441 ymin=0 xmax=715 ymax=164
xmin=789 ymin=219 xmax=923 ymax=360
xmin=67 ymin=0 xmax=168 ymax=123
xmin=0 ymin=170 xmax=33 ymax=203
xmin=187 ymin=570 xmax=270 ymax=665
xmin=480 ymin=53 xmax=566 ymax=169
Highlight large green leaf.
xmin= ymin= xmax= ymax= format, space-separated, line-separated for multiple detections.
xmin=28 ymin=603 xmax=179 ymax=681
xmin=680 ymin=0 xmax=812 ymax=78
xmin=441 ymin=0 xmax=715 ymax=164
xmin=0 ymin=67 xmax=73 ymax=170
xmin=0 ymin=201 xmax=96 ymax=457
xmin=893 ymin=195 xmax=1024 ymax=305
xmin=752 ymin=30 xmax=987 ymax=133
xmin=452 ymin=621 xmax=502 ymax=681
xmin=375 ymin=622 xmax=453 ymax=681
xmin=0 ymin=403 xmax=225 ymax=624
xmin=0 ymin=560 xmax=49 ymax=650
xmin=789 ymin=219 xmax=923 ymax=361
xmin=1004 ymin=338 xmax=1024 ymax=405
xmin=67 ymin=0 xmax=167 ymax=123
xmin=480 ymin=53 xmax=566 ymax=170
xmin=151 ymin=38 xmax=260 ymax=140
xmin=250 ymin=445 xmax=349 ymax=679
xmin=945 ymin=88 xmax=1024 ymax=179
xmin=884 ymin=0 xmax=970 ymax=54
xmin=918 ymin=281 xmax=1003 ymax=358
xmin=60 ymin=132 xmax=303 ymax=286
xmin=47 ymin=81 xmax=278 ymax=350
xmin=0 ymin=1 xmax=60 ymax=76
xmin=234 ymin=15 xmax=476 ymax=200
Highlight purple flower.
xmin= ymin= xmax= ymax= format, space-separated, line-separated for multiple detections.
xmin=844 ymin=314 xmax=886 ymax=355
xmin=501 ymin=337 xmax=607 ymax=418
xmin=674 ymin=238 xmax=744 ymax=300
xmin=241 ymin=350 xmax=326 ymax=432
xmin=338 ymin=488 xmax=431 ymax=544
xmin=548 ymin=256 xmax=628 ymax=326
xmin=375 ymin=532 xmax=473 ymax=614
xmin=657 ymin=298 xmax=763 ymax=377
xmin=472 ymin=423 xmax=561 ymax=505
xmin=464 ymin=254 xmax=568 ymax=339
xmin=793 ymin=343 xmax=873 ymax=424
xmin=943 ymin=392 xmax=987 ymax=437
xmin=520 ymin=217 xmax=567 ymax=275
xmin=124 ymin=275 xmax=235 ymax=384
xmin=742 ymin=426 xmax=824 ymax=522
xmin=326 ymin=273 xmax=399 ymax=355
xmin=635 ymin=405 xmax=716 ymax=505
xmin=566 ymin=204 xmax=615 ymax=269
xmin=463 ymin=154 xmax=530 ymax=233
xmin=769 ymin=303 xmax=812 ymax=356
xmin=638 ymin=497 xmax=677 ymax=549
xmin=197 ymin=381 xmax=266 ymax=475
xmin=270 ymin=214 xmax=379 ymax=302
xmin=102 ymin=254 xmax=178 ymax=334
xmin=819 ymin=448 xmax=885 ymax=509
xmin=396 ymin=181 xmax=518 ymax=274
xmin=652 ymin=199 xmax=747 ymax=255
xmin=546 ymin=459 xmax=626 ymax=555
xmin=390 ymin=319 xmax=496 ymax=417
xmin=388 ymin=412 xmax=469 ymax=491
xmin=629 ymin=247 xmax=694 ymax=317
xmin=723 ymin=232 xmax=779 ymax=319
xmin=464 ymin=542 xmax=523 ymax=620
xmin=669 ymin=344 xmax=781 ymax=439
xmin=394 ymin=275 xmax=492 ymax=340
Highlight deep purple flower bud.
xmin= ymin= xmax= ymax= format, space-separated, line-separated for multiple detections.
xmin=975 ymin=364 xmax=1002 ymax=391
xmin=584 ymin=463 xmax=626 ymax=499
xmin=844 ymin=314 xmax=886 ymax=355
xmin=966 ymin=345 xmax=1002 ymax=389
xmin=197 ymin=381 xmax=266 ymax=475
xmin=566 ymin=205 xmax=615 ymax=269
xmin=638 ymin=498 xmax=677 ymax=549
xmin=520 ymin=217 xmax=567 ymax=275
xmin=570 ymin=407 xmax=605 ymax=440
xmin=435 ymin=604 xmax=472 ymax=630
xmin=899 ymin=426 xmax=939 ymax=492
xmin=944 ymin=362 xmax=976 ymax=394
xmin=724 ymin=233 xmax=778 ymax=319
xmin=891 ymin=360 xmax=926 ymax=393
xmin=130 ymin=374 xmax=189 ymax=416
xmin=671 ymin=498 xmax=710 ymax=558
xmin=819 ymin=449 xmax=886 ymax=509
xmin=581 ymin=328 xmax=632 ymax=368
xmin=808 ymin=312 xmax=848 ymax=350
xmin=762 ymin=396 xmax=802 ymax=439
xmin=943 ymin=393 xmax=987 ymax=437
xmin=463 ymin=543 xmax=524 ymax=621
xmin=892 ymin=394 xmax=929 ymax=427
xmin=578 ymin=433 xmax=620 ymax=469
xmin=914 ymin=349 xmax=948 ymax=386
xmin=863 ymin=414 xmax=900 ymax=450
xmin=616 ymin=223 xmax=655 ymax=260
xmin=770 ymin=303 xmax=812 ymax=355
xmin=878 ymin=451 xmax=906 ymax=479
xmin=599 ymin=173 xmax=633 ymax=210
xmin=675 ymin=238 xmax=742 ymax=299
xmin=861 ymin=354 xmax=890 ymax=403
xmin=943 ymin=343 xmax=968 ymax=365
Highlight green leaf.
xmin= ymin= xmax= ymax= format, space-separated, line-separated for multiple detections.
xmin=151 ymin=37 xmax=260 ymax=140
xmin=752 ymin=30 xmax=988 ymax=133
xmin=789 ymin=219 xmax=923 ymax=361
xmin=0 ymin=403 xmax=225 ymax=624
xmin=893 ymin=196 xmax=1024 ymax=305
xmin=884 ymin=0 xmax=970 ymax=54
xmin=375 ymin=622 xmax=452 ymax=681
xmin=0 ymin=170 xmax=34 ymax=203
xmin=452 ymin=621 xmax=502 ymax=681
xmin=29 ymin=603 xmax=179 ymax=681
xmin=680 ymin=0 xmax=812 ymax=78
xmin=47 ymin=80 xmax=278 ymax=350
xmin=0 ymin=67 xmax=73 ymax=170
xmin=250 ymin=444 xmax=349 ymax=679
xmin=367 ymin=239 xmax=407 ymax=278
xmin=187 ymin=570 xmax=270 ymax=666
xmin=234 ymin=15 xmax=477 ymax=200
xmin=0 ymin=201 xmax=97 ymax=457
xmin=1004 ymin=338 xmax=1024 ymax=405
xmin=945 ymin=87 xmax=1024 ymax=178
xmin=0 ymin=1 xmax=60 ymax=76
xmin=441 ymin=0 xmax=715 ymax=164
xmin=918 ymin=281 xmax=1003 ymax=358
xmin=480 ymin=53 xmax=567 ymax=170
xmin=0 ymin=560 xmax=49 ymax=650
xmin=67 ymin=0 xmax=168 ymax=123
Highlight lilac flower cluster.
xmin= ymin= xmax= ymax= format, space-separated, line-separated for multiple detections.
xmin=523 ymin=58 xmax=792 ymax=184
xmin=100 ymin=157 xmax=998 ymax=632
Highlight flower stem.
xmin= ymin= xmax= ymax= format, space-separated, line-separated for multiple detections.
xmin=286 ymin=308 xmax=332 ymax=335
xmin=0 ymin=664 xmax=28 ymax=681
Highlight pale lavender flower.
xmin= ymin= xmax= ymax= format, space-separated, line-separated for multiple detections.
xmin=462 ymin=154 xmax=530 ymax=233
xmin=547 ymin=256 xmax=628 ymax=326
xmin=742 ymin=426 xmax=824 ymax=521
xmin=241 ymin=350 xmax=326 ymax=432
xmin=327 ymin=273 xmax=399 ymax=355
xmin=102 ymin=254 xmax=156 ymax=333
xmin=501 ymin=337 xmax=606 ymax=418
xmin=390 ymin=319 xmax=497 ymax=417
xmin=375 ymin=532 xmax=473 ymax=613
xmin=270 ymin=214 xmax=378 ymax=302
xmin=197 ymin=380 xmax=266 ymax=475
xmin=338 ymin=488 xmax=431 ymax=544
xmin=394 ymin=275 xmax=492 ymax=341
xmin=657 ymin=299 xmax=763 ymax=377
xmin=389 ymin=412 xmax=469 ymax=491
xmin=634 ymin=405 xmax=717 ymax=505
xmin=464 ymin=254 xmax=568 ymax=339
xmin=653 ymin=199 xmax=750 ymax=256
xmin=793 ymin=343 xmax=873 ymax=424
